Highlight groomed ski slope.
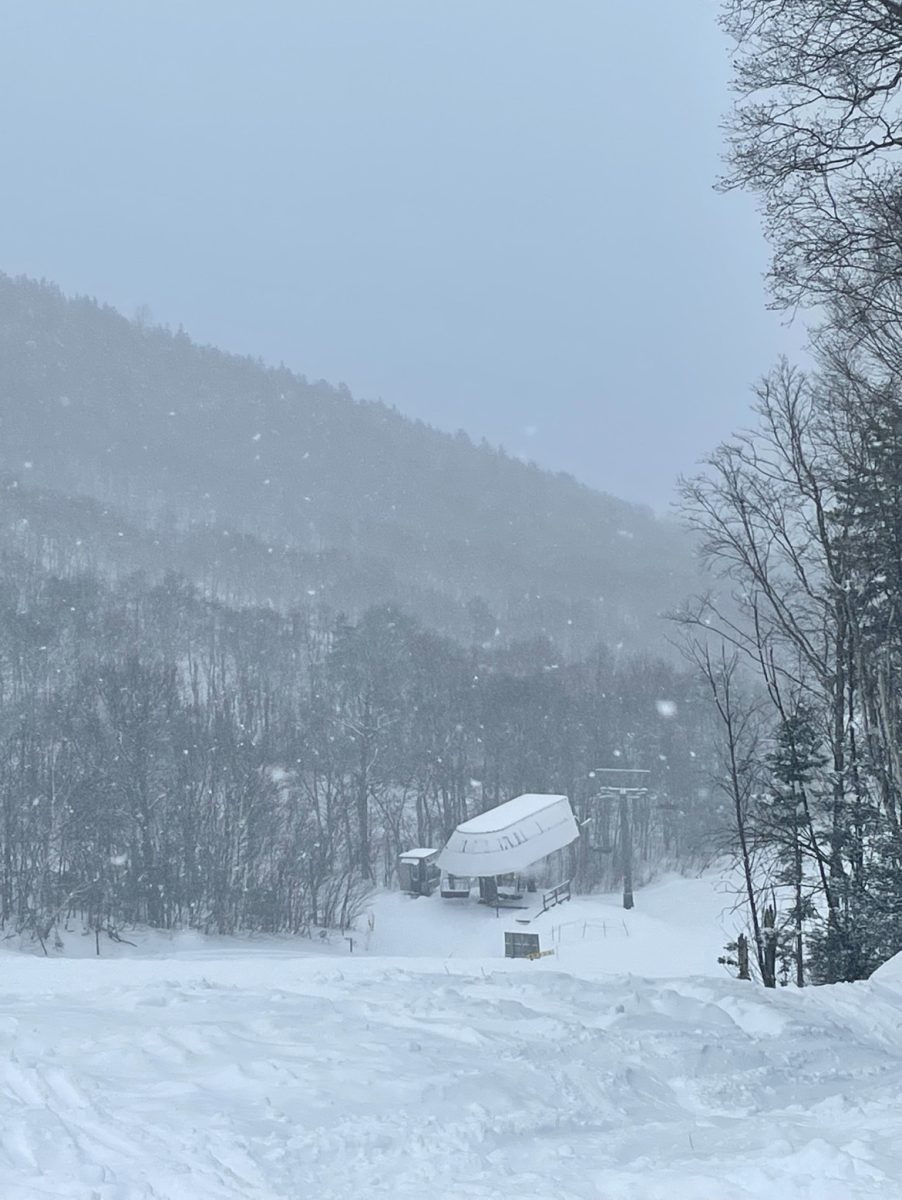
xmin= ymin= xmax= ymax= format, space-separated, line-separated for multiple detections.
xmin=2 ymin=875 xmax=902 ymax=1199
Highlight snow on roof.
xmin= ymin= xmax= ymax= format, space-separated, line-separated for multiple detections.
xmin=438 ymin=794 xmax=578 ymax=877
xmin=399 ymin=848 xmax=439 ymax=861
xmin=455 ymin=793 xmax=568 ymax=834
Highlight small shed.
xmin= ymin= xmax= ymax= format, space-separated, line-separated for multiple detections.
xmin=398 ymin=848 xmax=441 ymax=896
xmin=437 ymin=794 xmax=579 ymax=881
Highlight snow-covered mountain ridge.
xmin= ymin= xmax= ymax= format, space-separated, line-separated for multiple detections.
xmin=0 ymin=272 xmax=697 ymax=654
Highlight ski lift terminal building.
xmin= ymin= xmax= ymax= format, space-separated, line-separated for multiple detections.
xmin=437 ymin=793 xmax=578 ymax=881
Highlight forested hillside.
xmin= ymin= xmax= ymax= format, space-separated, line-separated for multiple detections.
xmin=0 ymin=273 xmax=695 ymax=654
xmin=0 ymin=272 xmax=722 ymax=944
xmin=0 ymin=544 xmax=719 ymax=942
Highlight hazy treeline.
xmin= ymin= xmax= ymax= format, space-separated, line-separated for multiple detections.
xmin=0 ymin=541 xmax=718 ymax=946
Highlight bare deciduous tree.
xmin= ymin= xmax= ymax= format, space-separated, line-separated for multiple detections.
xmin=722 ymin=0 xmax=902 ymax=308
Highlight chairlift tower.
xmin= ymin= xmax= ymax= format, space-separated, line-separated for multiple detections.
xmin=589 ymin=768 xmax=650 ymax=910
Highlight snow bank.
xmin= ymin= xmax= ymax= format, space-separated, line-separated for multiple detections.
xmin=0 ymin=872 xmax=900 ymax=1197
xmin=0 ymin=954 xmax=900 ymax=1197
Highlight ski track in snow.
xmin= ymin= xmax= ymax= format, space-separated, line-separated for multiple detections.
xmin=1 ymin=881 xmax=901 ymax=1197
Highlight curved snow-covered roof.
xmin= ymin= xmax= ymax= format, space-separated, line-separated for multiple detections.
xmin=438 ymin=794 xmax=578 ymax=877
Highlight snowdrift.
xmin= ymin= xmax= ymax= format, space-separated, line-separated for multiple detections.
xmin=1 ymin=874 xmax=900 ymax=1198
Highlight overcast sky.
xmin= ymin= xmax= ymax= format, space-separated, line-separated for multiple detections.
xmin=1 ymin=1 xmax=803 ymax=510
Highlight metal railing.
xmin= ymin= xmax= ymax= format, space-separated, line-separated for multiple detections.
xmin=539 ymin=879 xmax=571 ymax=914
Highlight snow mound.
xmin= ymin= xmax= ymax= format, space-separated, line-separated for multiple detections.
xmin=0 ymin=952 xmax=901 ymax=1195
xmin=1 ymin=873 xmax=900 ymax=1197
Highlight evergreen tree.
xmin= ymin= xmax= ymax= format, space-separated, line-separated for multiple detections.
xmin=763 ymin=706 xmax=825 ymax=986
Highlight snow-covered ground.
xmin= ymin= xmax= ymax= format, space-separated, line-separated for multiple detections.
xmin=2 ymin=874 xmax=902 ymax=1198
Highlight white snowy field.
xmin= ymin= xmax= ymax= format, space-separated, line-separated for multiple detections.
xmin=2 ymin=876 xmax=902 ymax=1198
